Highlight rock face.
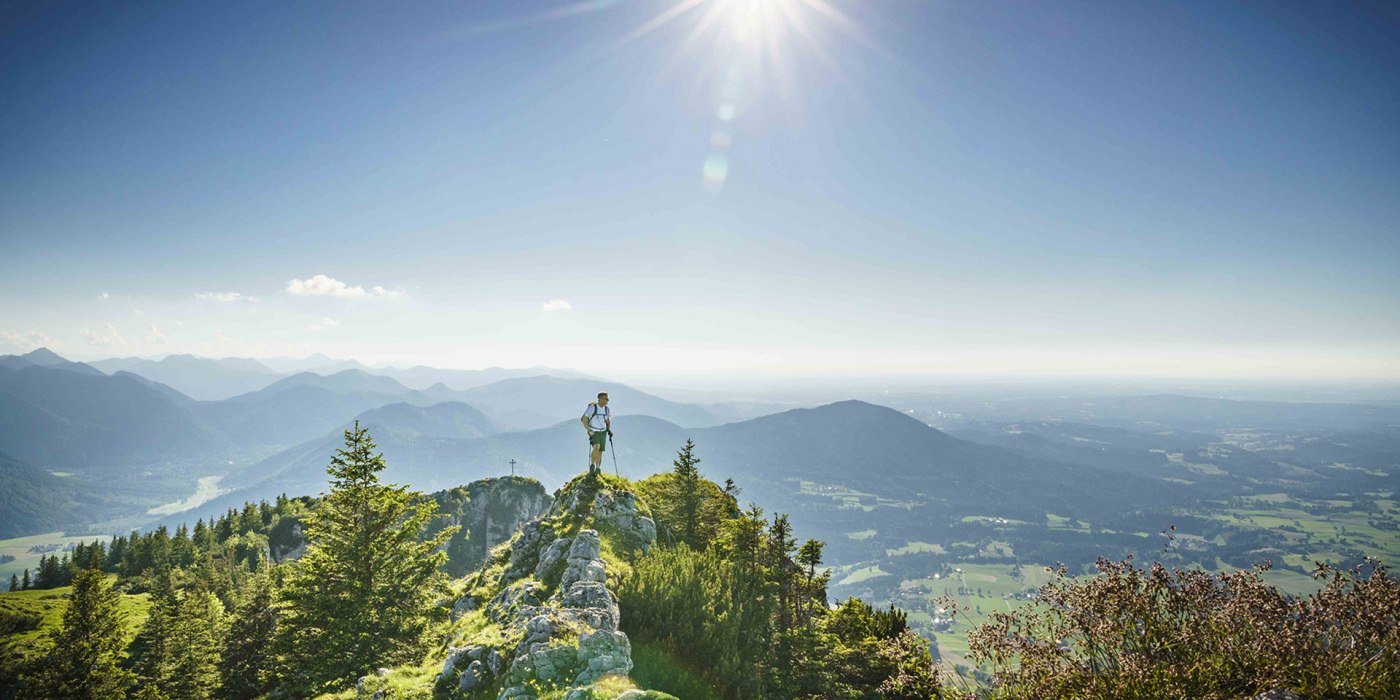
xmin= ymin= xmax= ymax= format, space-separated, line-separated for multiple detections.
xmin=437 ymin=474 xmax=659 ymax=699
xmin=265 ymin=477 xmax=550 ymax=570
xmin=269 ymin=520 xmax=307 ymax=562
xmin=429 ymin=476 xmax=554 ymax=576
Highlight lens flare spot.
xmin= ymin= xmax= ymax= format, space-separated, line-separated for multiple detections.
xmin=710 ymin=131 xmax=732 ymax=149
xmin=702 ymin=154 xmax=729 ymax=192
xmin=718 ymin=103 xmax=736 ymax=121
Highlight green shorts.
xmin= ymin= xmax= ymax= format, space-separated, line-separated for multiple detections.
xmin=589 ymin=431 xmax=608 ymax=451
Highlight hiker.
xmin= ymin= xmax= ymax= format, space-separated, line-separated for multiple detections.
xmin=581 ymin=391 xmax=611 ymax=475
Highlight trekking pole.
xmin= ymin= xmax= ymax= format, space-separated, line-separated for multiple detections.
xmin=608 ymin=432 xmax=619 ymax=477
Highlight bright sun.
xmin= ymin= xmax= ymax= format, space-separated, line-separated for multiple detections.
xmin=610 ymin=0 xmax=863 ymax=192
xmin=620 ymin=0 xmax=856 ymax=63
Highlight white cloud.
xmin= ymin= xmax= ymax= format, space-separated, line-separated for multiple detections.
xmin=286 ymin=275 xmax=403 ymax=299
xmin=541 ymin=299 xmax=573 ymax=312
xmin=0 ymin=331 xmax=59 ymax=353
xmin=97 ymin=291 xmax=109 ymax=301
xmin=143 ymin=324 xmax=171 ymax=348
xmin=82 ymin=323 xmax=130 ymax=350
xmin=308 ymin=317 xmax=341 ymax=332
xmin=195 ymin=291 xmax=257 ymax=303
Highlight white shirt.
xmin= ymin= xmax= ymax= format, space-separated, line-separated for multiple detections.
xmin=583 ymin=403 xmax=610 ymax=431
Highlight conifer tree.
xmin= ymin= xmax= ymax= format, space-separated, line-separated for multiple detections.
xmin=21 ymin=568 xmax=29 ymax=590
xmin=273 ymin=422 xmax=456 ymax=694
xmin=796 ymin=538 xmax=827 ymax=626
xmin=132 ymin=567 xmax=179 ymax=694
xmin=672 ymin=439 xmax=703 ymax=548
xmin=167 ymin=581 xmax=226 ymax=700
xmin=27 ymin=568 xmax=133 ymax=699
xmin=768 ymin=514 xmax=797 ymax=632
xmin=8 ymin=574 xmax=16 ymax=592
xmin=220 ymin=569 xmax=278 ymax=699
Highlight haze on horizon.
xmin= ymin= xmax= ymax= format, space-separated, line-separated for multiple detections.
xmin=2 ymin=1 xmax=1397 ymax=381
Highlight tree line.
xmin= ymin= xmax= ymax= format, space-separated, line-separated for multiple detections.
xmin=9 ymin=422 xmax=451 ymax=699
xmin=620 ymin=439 xmax=944 ymax=699
xmin=9 ymin=495 xmax=312 ymax=596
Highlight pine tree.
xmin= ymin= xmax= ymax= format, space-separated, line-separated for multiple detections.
xmin=167 ymin=582 xmax=226 ymax=700
xmin=796 ymin=538 xmax=827 ymax=626
xmin=220 ymin=569 xmax=278 ymax=699
xmin=672 ymin=439 xmax=703 ymax=548
xmin=21 ymin=568 xmax=29 ymax=590
xmin=132 ymin=568 xmax=179 ymax=695
xmin=34 ymin=554 xmax=58 ymax=589
xmin=768 ymin=514 xmax=797 ymax=633
xmin=27 ymin=569 xmax=134 ymax=699
xmin=273 ymin=422 xmax=456 ymax=694
xmin=8 ymin=574 xmax=16 ymax=592
xmin=722 ymin=504 xmax=771 ymax=696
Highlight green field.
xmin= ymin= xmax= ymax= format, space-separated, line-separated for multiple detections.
xmin=896 ymin=563 xmax=1053 ymax=671
xmin=836 ymin=564 xmax=890 ymax=586
xmin=0 ymin=579 xmax=152 ymax=677
xmin=836 ymin=490 xmax=1400 ymax=675
xmin=886 ymin=541 xmax=945 ymax=556
xmin=0 ymin=532 xmax=111 ymax=582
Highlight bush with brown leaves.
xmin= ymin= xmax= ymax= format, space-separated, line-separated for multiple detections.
xmin=965 ymin=557 xmax=1399 ymax=699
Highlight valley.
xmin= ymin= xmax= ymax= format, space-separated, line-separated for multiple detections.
xmin=1 ymin=349 xmax=1396 ymax=677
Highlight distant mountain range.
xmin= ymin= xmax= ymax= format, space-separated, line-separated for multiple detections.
xmin=5 ymin=347 xmax=1392 ymax=549
xmin=0 ymin=362 xmax=229 ymax=468
xmin=0 ymin=350 xmax=726 ymax=530
xmin=453 ymin=375 xmax=722 ymax=430
xmin=191 ymin=370 xmax=433 ymax=448
xmin=0 ymin=450 xmax=78 ymax=538
xmin=0 ymin=347 xmax=103 ymax=375
xmin=87 ymin=354 xmax=281 ymax=401
xmin=190 ymin=399 xmax=1179 ymax=536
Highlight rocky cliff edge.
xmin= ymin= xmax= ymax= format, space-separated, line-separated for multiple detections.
xmin=435 ymin=472 xmax=669 ymax=700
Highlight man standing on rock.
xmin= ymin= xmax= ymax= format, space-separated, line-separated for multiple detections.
xmin=581 ymin=391 xmax=611 ymax=475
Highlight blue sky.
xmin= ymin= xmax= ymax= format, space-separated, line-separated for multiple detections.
xmin=1 ymin=0 xmax=1397 ymax=379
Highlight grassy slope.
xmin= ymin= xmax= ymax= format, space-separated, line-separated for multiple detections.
xmin=0 ymin=579 xmax=151 ymax=680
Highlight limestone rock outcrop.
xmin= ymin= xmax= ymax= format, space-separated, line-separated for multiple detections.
xmin=437 ymin=474 xmax=659 ymax=700
xmin=430 ymin=476 xmax=553 ymax=576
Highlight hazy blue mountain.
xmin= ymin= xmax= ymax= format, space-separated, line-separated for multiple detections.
xmin=256 ymin=354 xmax=375 ymax=374
xmin=681 ymin=401 xmax=1181 ymax=520
xmin=951 ymin=419 xmax=1398 ymax=502
xmin=457 ymin=375 xmax=721 ymax=430
xmin=87 ymin=354 xmax=282 ymax=400
xmin=211 ymin=412 xmax=686 ymax=518
xmin=215 ymin=400 xmax=1173 ymax=533
xmin=374 ymin=365 xmax=600 ymax=391
xmin=0 ymin=364 xmax=228 ymax=468
xmin=86 ymin=356 xmax=148 ymax=373
xmin=207 ymin=400 xmax=521 ymax=514
xmin=112 ymin=370 xmax=199 ymax=406
xmin=192 ymin=371 xmax=422 ymax=448
xmin=900 ymin=392 xmax=1400 ymax=434
xmin=0 ymin=448 xmax=86 ymax=534
xmin=1095 ymin=394 xmax=1400 ymax=431
xmin=0 ymin=348 xmax=103 ymax=376
xmin=0 ymin=450 xmax=76 ymax=537
xmin=248 ymin=369 xmax=414 ymax=397
xmin=0 ymin=356 xmax=33 ymax=370
xmin=353 ymin=401 xmax=499 ymax=441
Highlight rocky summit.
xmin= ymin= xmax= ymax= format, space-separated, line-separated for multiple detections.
xmin=435 ymin=472 xmax=671 ymax=700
